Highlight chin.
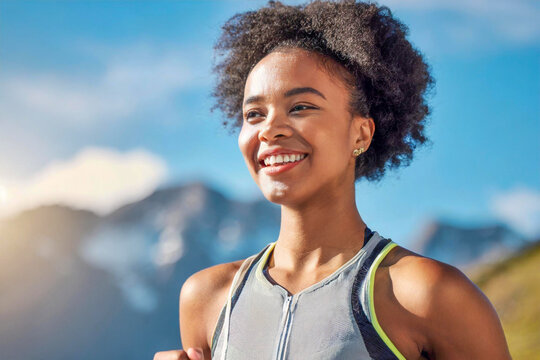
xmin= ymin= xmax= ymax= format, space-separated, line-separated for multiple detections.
xmin=260 ymin=184 xmax=307 ymax=207
xmin=262 ymin=184 xmax=289 ymax=202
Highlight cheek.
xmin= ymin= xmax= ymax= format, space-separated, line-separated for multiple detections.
xmin=238 ymin=126 xmax=257 ymax=164
xmin=307 ymin=123 xmax=350 ymax=161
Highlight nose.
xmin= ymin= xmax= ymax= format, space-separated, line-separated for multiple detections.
xmin=258 ymin=109 xmax=293 ymax=142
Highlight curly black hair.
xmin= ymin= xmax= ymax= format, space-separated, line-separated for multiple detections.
xmin=210 ymin=0 xmax=435 ymax=182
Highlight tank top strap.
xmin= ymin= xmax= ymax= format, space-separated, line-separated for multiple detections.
xmin=211 ymin=242 xmax=273 ymax=357
xmin=351 ymin=232 xmax=405 ymax=359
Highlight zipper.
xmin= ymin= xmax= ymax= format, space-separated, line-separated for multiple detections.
xmin=275 ymin=294 xmax=295 ymax=360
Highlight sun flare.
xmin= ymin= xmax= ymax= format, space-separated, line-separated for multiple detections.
xmin=0 ymin=185 xmax=7 ymax=205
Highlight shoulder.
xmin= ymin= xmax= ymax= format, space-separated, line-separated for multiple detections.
xmin=179 ymin=258 xmax=246 ymax=356
xmin=180 ymin=258 xmax=245 ymax=305
xmin=379 ymin=245 xmax=511 ymax=359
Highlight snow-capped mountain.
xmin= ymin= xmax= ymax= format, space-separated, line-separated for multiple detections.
xmin=0 ymin=181 xmax=280 ymax=360
xmin=410 ymin=219 xmax=530 ymax=271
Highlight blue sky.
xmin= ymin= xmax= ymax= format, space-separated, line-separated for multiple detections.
xmin=0 ymin=0 xmax=538 ymax=247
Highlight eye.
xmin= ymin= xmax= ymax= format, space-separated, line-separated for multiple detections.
xmin=290 ymin=104 xmax=316 ymax=113
xmin=245 ymin=110 xmax=263 ymax=120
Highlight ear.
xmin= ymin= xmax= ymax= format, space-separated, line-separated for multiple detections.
xmin=351 ymin=114 xmax=375 ymax=151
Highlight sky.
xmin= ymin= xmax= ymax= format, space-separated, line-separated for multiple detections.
xmin=0 ymin=0 xmax=539 ymax=247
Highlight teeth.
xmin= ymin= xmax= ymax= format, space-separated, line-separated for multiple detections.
xmin=263 ymin=153 xmax=306 ymax=166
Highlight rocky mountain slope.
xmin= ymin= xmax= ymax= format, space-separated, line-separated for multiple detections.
xmin=466 ymin=239 xmax=540 ymax=359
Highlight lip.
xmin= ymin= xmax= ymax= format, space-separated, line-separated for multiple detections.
xmin=259 ymin=154 xmax=308 ymax=175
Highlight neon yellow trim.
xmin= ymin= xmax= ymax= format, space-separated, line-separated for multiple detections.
xmin=255 ymin=241 xmax=276 ymax=284
xmin=368 ymin=242 xmax=407 ymax=360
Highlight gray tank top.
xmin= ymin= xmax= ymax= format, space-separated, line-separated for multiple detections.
xmin=210 ymin=226 xmax=406 ymax=360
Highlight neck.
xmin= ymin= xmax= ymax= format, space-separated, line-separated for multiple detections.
xmin=270 ymin=184 xmax=367 ymax=274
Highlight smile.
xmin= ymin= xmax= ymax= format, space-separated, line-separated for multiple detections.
xmin=262 ymin=153 xmax=307 ymax=167
xmin=259 ymin=154 xmax=308 ymax=175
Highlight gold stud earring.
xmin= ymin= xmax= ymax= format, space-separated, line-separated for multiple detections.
xmin=353 ymin=147 xmax=365 ymax=157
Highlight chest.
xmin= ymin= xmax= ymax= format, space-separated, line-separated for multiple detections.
xmin=225 ymin=274 xmax=369 ymax=359
xmin=210 ymin=236 xmax=429 ymax=360
xmin=212 ymin=262 xmax=420 ymax=359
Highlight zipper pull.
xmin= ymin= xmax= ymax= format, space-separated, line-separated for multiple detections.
xmin=282 ymin=294 xmax=292 ymax=312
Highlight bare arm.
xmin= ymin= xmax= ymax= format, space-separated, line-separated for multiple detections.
xmin=423 ymin=263 xmax=512 ymax=359
xmin=153 ymin=260 xmax=241 ymax=360
xmin=153 ymin=270 xmax=213 ymax=360
xmin=179 ymin=271 xmax=214 ymax=359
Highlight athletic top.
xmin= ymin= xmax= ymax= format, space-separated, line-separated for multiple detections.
xmin=210 ymin=226 xmax=406 ymax=359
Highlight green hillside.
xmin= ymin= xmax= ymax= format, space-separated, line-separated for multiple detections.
xmin=466 ymin=241 xmax=540 ymax=359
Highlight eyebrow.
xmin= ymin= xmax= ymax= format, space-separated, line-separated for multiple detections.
xmin=243 ymin=87 xmax=327 ymax=107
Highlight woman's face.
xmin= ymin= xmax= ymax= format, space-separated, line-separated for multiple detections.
xmin=238 ymin=48 xmax=370 ymax=206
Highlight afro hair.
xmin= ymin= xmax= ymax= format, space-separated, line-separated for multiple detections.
xmin=210 ymin=0 xmax=435 ymax=182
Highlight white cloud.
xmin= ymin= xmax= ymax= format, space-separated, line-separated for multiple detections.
xmin=0 ymin=146 xmax=168 ymax=219
xmin=0 ymin=42 xmax=207 ymax=127
xmin=489 ymin=185 xmax=540 ymax=239
xmin=379 ymin=0 xmax=539 ymax=53
xmin=0 ymin=41 xmax=209 ymax=182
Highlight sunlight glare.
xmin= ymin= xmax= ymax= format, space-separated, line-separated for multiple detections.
xmin=0 ymin=185 xmax=7 ymax=205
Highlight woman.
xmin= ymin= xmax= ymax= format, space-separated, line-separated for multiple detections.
xmin=154 ymin=1 xmax=511 ymax=359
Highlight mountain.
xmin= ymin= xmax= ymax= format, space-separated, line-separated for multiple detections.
xmin=466 ymin=238 xmax=540 ymax=359
xmin=410 ymin=219 xmax=530 ymax=271
xmin=0 ymin=181 xmax=280 ymax=360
